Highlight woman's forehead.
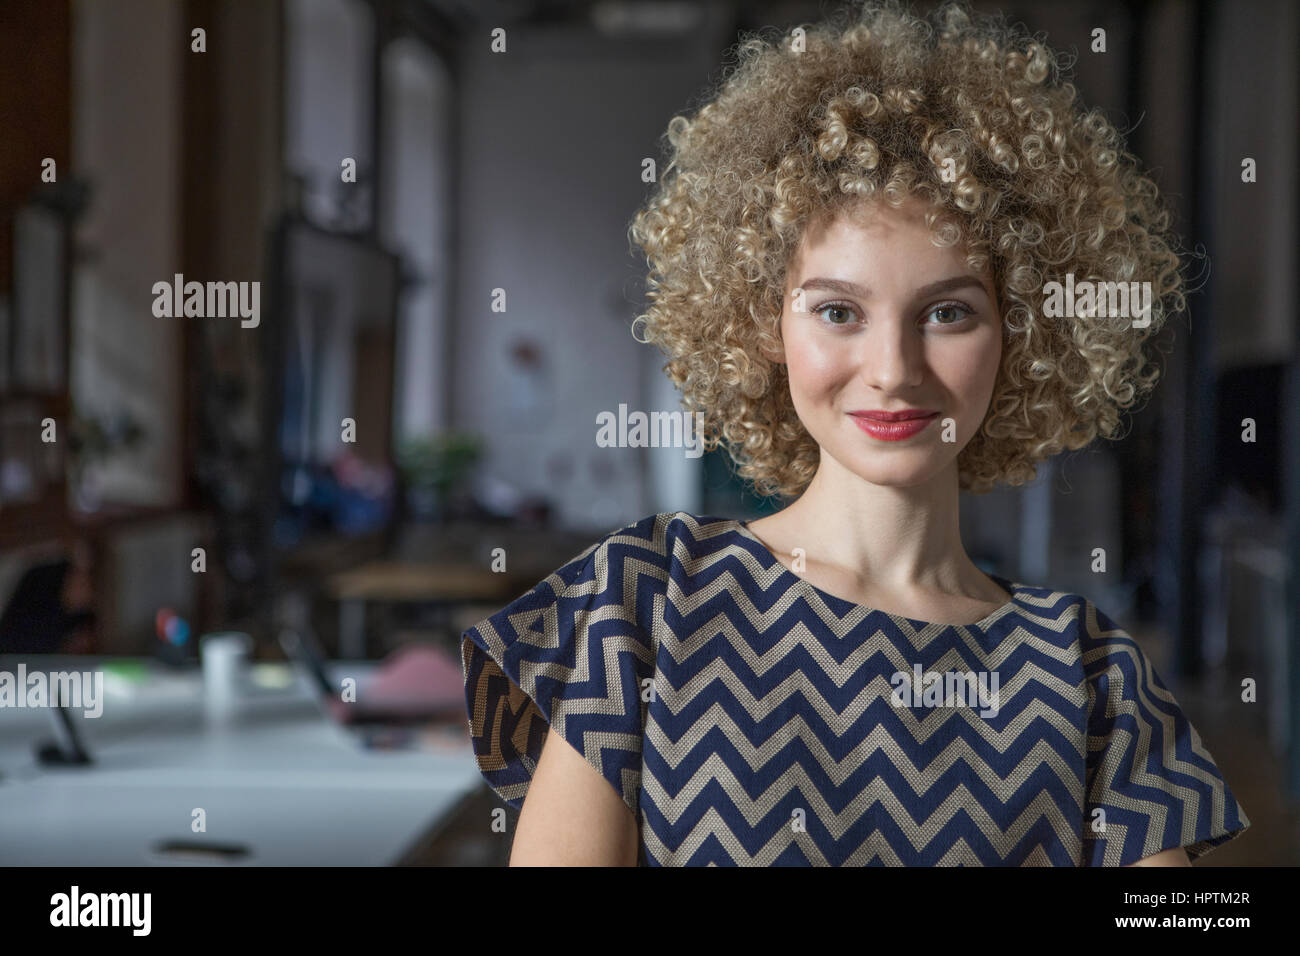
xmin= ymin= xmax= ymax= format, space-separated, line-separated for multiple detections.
xmin=787 ymin=201 xmax=985 ymax=284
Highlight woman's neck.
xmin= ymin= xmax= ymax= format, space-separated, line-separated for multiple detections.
xmin=745 ymin=455 xmax=1000 ymax=602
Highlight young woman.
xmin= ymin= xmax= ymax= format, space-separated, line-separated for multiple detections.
xmin=461 ymin=0 xmax=1248 ymax=866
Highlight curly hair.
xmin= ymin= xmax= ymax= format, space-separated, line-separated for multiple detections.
xmin=627 ymin=0 xmax=1193 ymax=498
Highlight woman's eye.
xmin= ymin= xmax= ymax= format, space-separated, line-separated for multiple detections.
xmin=927 ymin=303 xmax=972 ymax=325
xmin=813 ymin=301 xmax=974 ymax=327
xmin=815 ymin=302 xmax=856 ymax=325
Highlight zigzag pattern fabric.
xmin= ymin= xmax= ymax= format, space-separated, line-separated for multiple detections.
xmin=461 ymin=512 xmax=1249 ymax=865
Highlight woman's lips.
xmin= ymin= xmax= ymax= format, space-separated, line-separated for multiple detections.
xmin=848 ymin=411 xmax=939 ymax=440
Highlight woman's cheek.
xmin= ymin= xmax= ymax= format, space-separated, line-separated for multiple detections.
xmin=785 ymin=331 xmax=848 ymax=397
xmin=936 ymin=341 xmax=1000 ymax=439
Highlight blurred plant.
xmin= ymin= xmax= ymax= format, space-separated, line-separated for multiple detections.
xmin=66 ymin=405 xmax=147 ymax=511
xmin=67 ymin=406 xmax=146 ymax=467
xmin=395 ymin=432 xmax=483 ymax=517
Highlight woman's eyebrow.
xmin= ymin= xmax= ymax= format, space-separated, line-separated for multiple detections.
xmin=799 ymin=275 xmax=990 ymax=299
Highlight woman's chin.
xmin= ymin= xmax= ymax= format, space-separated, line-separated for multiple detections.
xmin=834 ymin=450 xmax=954 ymax=488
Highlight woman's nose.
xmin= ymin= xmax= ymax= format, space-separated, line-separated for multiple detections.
xmin=858 ymin=321 xmax=925 ymax=390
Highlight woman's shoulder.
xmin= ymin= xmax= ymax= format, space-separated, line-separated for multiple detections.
xmin=605 ymin=510 xmax=740 ymax=541
xmin=993 ymin=575 xmax=1112 ymax=626
xmin=1003 ymin=581 xmax=1163 ymax=676
xmin=508 ymin=511 xmax=742 ymax=608
xmin=1066 ymin=594 xmax=1168 ymax=684
xmin=559 ymin=511 xmax=741 ymax=567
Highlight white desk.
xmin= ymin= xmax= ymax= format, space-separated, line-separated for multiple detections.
xmin=0 ymin=655 xmax=483 ymax=865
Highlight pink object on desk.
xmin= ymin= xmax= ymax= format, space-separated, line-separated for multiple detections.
xmin=327 ymin=642 xmax=467 ymax=724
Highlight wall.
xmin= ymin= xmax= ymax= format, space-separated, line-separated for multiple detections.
xmin=380 ymin=35 xmax=454 ymax=441
xmin=1207 ymin=0 xmax=1297 ymax=370
xmin=71 ymin=0 xmax=181 ymax=506
xmin=450 ymin=14 xmax=730 ymax=531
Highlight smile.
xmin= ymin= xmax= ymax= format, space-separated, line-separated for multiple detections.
xmin=848 ymin=412 xmax=939 ymax=441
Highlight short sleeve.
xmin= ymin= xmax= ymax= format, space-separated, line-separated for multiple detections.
xmin=1080 ymin=601 xmax=1249 ymax=865
xmin=460 ymin=518 xmax=663 ymax=818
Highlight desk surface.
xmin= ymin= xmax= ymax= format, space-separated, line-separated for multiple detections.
xmin=327 ymin=561 xmax=530 ymax=602
xmin=0 ymin=656 xmax=484 ymax=865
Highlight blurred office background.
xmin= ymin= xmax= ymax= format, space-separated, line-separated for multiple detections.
xmin=0 ymin=0 xmax=1295 ymax=865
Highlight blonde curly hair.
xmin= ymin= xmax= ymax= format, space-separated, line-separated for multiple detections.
xmin=628 ymin=0 xmax=1192 ymax=499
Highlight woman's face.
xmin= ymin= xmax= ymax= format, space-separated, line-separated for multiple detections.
xmin=772 ymin=197 xmax=1003 ymax=489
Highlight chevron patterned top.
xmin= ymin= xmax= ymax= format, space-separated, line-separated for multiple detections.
xmin=461 ymin=511 xmax=1249 ymax=866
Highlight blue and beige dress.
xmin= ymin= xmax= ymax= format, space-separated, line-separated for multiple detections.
xmin=461 ymin=512 xmax=1249 ymax=865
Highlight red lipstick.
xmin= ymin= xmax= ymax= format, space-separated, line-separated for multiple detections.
xmin=848 ymin=409 xmax=939 ymax=441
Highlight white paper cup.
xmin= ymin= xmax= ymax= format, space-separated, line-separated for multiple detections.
xmin=200 ymin=632 xmax=252 ymax=723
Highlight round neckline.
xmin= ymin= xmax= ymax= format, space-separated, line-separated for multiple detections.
xmin=730 ymin=518 xmax=1023 ymax=631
